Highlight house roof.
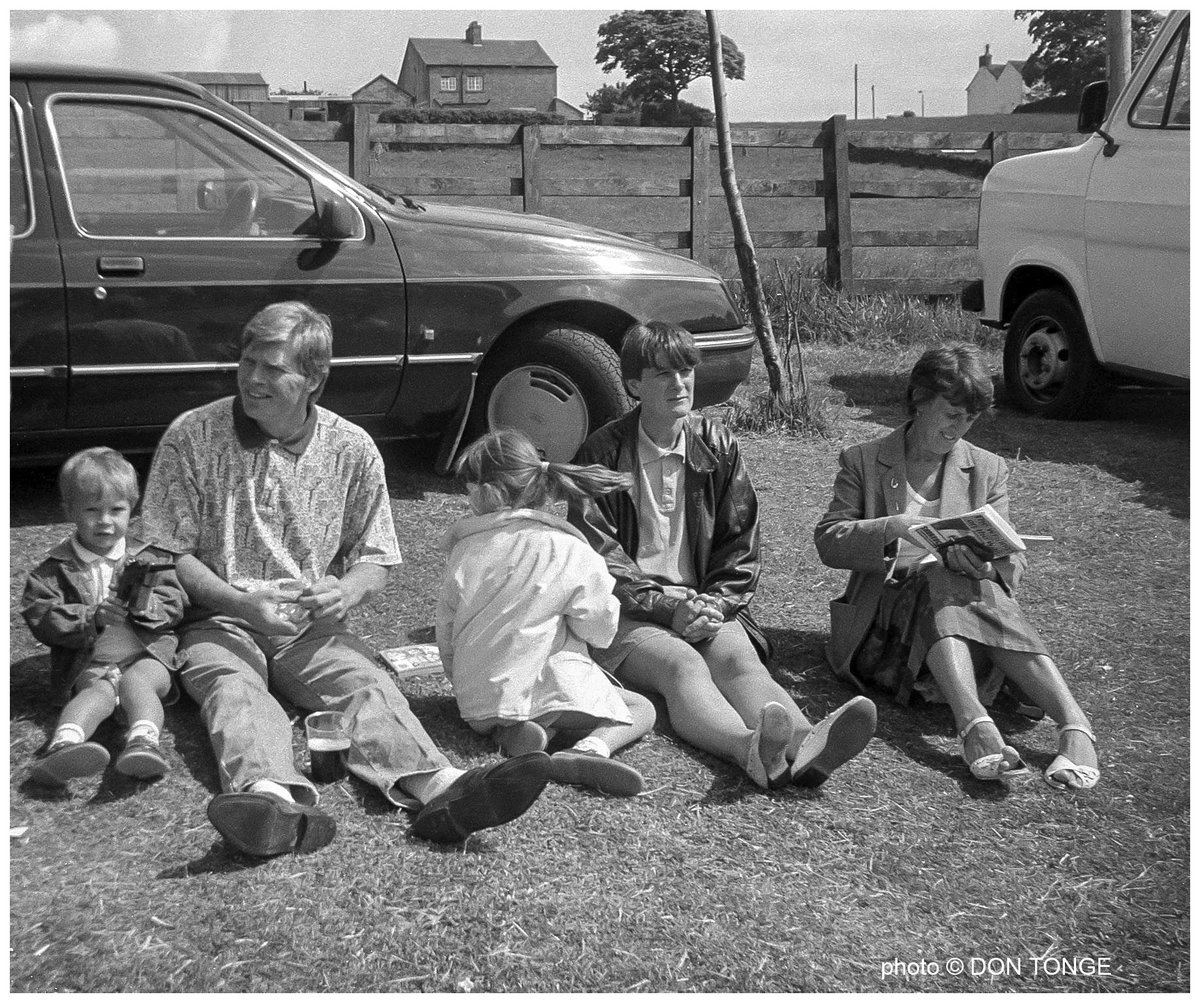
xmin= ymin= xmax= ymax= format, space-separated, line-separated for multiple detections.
xmin=406 ymin=37 xmax=555 ymax=69
xmin=986 ymin=61 xmax=1025 ymax=80
xmin=169 ymin=71 xmax=268 ymax=86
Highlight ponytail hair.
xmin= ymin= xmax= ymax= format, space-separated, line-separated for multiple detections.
xmin=455 ymin=428 xmax=632 ymax=513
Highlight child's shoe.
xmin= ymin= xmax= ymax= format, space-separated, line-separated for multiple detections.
xmin=547 ymin=749 xmax=644 ymax=796
xmin=495 ymin=721 xmax=549 ymax=757
xmin=30 ymin=740 xmax=110 ymax=786
xmin=115 ymin=735 xmax=170 ymax=779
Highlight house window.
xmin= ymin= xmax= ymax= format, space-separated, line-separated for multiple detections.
xmin=439 ymin=76 xmax=458 ymax=93
xmin=466 ymin=75 xmax=484 ymax=93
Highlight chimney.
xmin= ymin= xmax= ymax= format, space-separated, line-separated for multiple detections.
xmin=466 ymin=21 xmax=482 ymax=46
xmin=979 ymin=44 xmax=992 ymax=68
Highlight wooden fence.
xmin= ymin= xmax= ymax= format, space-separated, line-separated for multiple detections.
xmin=276 ymin=113 xmax=1078 ymax=295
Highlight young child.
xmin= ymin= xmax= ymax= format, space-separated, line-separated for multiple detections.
xmin=21 ymin=447 xmax=186 ymax=786
xmin=436 ymin=429 xmax=656 ymax=796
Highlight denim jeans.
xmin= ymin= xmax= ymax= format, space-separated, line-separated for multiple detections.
xmin=179 ymin=615 xmax=450 ymax=808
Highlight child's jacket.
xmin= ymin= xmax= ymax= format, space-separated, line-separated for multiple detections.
xmin=436 ymin=508 xmax=631 ymax=726
xmin=21 ymin=535 xmax=186 ymax=705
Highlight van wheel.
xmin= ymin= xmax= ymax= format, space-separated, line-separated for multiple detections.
xmin=470 ymin=323 xmax=631 ymax=462
xmin=1003 ymin=290 xmax=1105 ymax=419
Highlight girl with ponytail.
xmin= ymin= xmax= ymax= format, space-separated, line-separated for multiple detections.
xmin=435 ymin=429 xmax=656 ymax=796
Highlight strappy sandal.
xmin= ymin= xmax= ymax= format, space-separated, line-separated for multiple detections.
xmin=1044 ymin=723 xmax=1100 ymax=792
xmin=959 ymin=715 xmax=1026 ymax=780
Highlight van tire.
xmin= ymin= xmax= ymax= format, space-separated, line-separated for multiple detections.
xmin=1003 ymin=290 xmax=1106 ymax=419
xmin=468 ymin=322 xmax=631 ymax=462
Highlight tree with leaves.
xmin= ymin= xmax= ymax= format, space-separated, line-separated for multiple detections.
xmin=582 ymin=81 xmax=638 ymax=116
xmin=596 ymin=10 xmax=744 ymax=121
xmin=1015 ymin=10 xmax=1163 ymax=100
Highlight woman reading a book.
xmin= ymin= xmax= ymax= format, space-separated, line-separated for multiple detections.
xmin=814 ymin=344 xmax=1099 ymax=791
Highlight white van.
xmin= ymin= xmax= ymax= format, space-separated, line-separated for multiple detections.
xmin=966 ymin=10 xmax=1189 ymax=418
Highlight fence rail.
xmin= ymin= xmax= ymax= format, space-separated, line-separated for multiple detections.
xmin=275 ymin=114 xmax=1080 ymax=295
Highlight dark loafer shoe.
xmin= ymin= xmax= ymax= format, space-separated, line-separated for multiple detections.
xmin=790 ymin=695 xmax=877 ymax=788
xmin=410 ymin=752 xmax=551 ymax=843
xmin=30 ymin=740 xmax=110 ymax=786
xmin=115 ymin=736 xmax=170 ymax=779
xmin=207 ymin=792 xmax=336 ymax=857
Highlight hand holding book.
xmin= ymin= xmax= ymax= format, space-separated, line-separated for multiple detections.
xmin=909 ymin=504 xmax=1051 ymax=563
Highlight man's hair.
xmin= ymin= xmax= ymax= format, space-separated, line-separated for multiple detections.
xmin=906 ymin=343 xmax=994 ymax=416
xmin=241 ymin=301 xmax=333 ymax=402
xmin=619 ymin=321 xmax=701 ymax=385
xmin=58 ymin=447 xmax=139 ymax=511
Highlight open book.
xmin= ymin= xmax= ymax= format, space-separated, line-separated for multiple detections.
xmin=377 ymin=643 xmax=444 ymax=680
xmin=910 ymin=503 xmax=1031 ymax=562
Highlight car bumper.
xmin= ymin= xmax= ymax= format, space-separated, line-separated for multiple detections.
xmin=694 ymin=325 xmax=755 ymax=408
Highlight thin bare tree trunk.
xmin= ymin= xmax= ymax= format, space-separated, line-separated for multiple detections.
xmin=706 ymin=9 xmax=783 ymax=400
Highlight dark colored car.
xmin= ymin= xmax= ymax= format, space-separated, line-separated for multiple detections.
xmin=10 ymin=63 xmax=755 ymax=466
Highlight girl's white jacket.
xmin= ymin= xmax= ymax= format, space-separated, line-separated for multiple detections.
xmin=436 ymin=507 xmax=632 ymax=726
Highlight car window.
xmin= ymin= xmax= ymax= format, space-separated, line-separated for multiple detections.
xmin=48 ymin=98 xmax=321 ymax=238
xmin=10 ymin=99 xmax=32 ymax=237
xmin=1131 ymin=20 xmax=1190 ymax=129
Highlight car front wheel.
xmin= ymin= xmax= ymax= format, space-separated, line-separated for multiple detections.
xmin=1003 ymin=290 xmax=1105 ymax=419
xmin=472 ymin=322 xmax=631 ymax=462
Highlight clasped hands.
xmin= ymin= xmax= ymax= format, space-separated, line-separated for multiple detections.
xmin=670 ymin=588 xmax=725 ymax=643
xmin=240 ymin=575 xmax=351 ymax=636
xmin=891 ymin=514 xmax=997 ymax=582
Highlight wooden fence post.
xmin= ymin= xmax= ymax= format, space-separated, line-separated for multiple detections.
xmin=690 ymin=127 xmax=713 ymax=264
xmin=522 ymin=125 xmax=542 ymax=214
xmin=821 ymin=114 xmax=854 ymax=294
xmin=348 ymin=104 xmax=370 ymax=183
xmin=990 ymin=131 xmax=1009 ymax=166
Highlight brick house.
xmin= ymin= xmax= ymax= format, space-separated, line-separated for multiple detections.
xmin=966 ymin=45 xmax=1027 ymax=114
xmin=352 ymin=74 xmax=414 ymax=113
xmin=398 ymin=20 xmax=558 ymax=112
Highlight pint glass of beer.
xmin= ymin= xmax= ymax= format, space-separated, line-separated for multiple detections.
xmin=305 ymin=711 xmax=350 ymax=782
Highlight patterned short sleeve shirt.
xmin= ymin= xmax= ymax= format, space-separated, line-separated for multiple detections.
xmin=141 ymin=397 xmax=402 ymax=592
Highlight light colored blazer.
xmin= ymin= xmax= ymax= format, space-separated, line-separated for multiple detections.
xmin=813 ymin=422 xmax=1026 ymax=687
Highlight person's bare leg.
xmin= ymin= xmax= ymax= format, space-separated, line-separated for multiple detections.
xmin=925 ymin=636 xmax=1016 ymax=769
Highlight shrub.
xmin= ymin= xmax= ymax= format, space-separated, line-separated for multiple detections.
xmin=377 ymin=106 xmax=565 ymax=126
xmin=640 ymin=99 xmax=715 ymax=127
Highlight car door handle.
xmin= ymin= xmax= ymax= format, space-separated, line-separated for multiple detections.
xmin=97 ymin=256 xmax=145 ymax=276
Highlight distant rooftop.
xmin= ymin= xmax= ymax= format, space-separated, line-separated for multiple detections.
xmin=407 ymin=37 xmax=555 ymax=69
xmin=168 ymin=71 xmax=268 ymax=86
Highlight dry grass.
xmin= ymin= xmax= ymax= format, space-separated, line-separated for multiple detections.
xmin=8 ymin=343 xmax=1189 ymax=991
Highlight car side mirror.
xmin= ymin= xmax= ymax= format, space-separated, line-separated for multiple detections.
xmin=1078 ymin=80 xmax=1109 ymax=134
xmin=197 ymin=179 xmax=225 ymax=212
xmin=315 ymin=192 xmax=359 ymax=241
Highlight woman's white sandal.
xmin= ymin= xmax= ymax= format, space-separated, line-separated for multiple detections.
xmin=959 ymin=714 xmax=1026 ymax=780
xmin=1044 ymin=723 xmax=1100 ymax=792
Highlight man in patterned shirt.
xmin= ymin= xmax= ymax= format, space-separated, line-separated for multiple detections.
xmin=141 ymin=301 xmax=550 ymax=855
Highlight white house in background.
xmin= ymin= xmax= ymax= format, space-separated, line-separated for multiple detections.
xmin=966 ymin=45 xmax=1027 ymax=114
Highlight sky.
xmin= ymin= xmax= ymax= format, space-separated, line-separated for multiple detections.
xmin=8 ymin=6 xmax=1040 ymax=121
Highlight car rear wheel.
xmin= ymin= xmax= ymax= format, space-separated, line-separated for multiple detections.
xmin=472 ymin=322 xmax=631 ymax=462
xmin=1003 ymin=290 xmax=1105 ymax=419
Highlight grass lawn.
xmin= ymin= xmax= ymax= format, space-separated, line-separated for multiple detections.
xmin=8 ymin=341 xmax=1189 ymax=992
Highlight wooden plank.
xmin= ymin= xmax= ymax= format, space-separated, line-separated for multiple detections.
xmin=822 ymin=114 xmax=854 ymax=293
xmin=522 ymin=125 xmax=540 ymax=213
xmin=538 ymin=178 xmax=685 ymax=197
xmin=274 ymin=121 xmax=342 ymax=142
xmin=851 ymin=197 xmax=978 ymax=230
xmin=852 ymin=229 xmax=977 ymax=247
xmin=713 ymin=178 xmax=822 ymax=197
xmin=725 ymin=127 xmax=824 ymax=148
xmin=706 ymin=197 xmax=826 ymax=232
xmin=617 ymin=231 xmax=690 ymax=249
xmin=538 ymin=145 xmax=690 ymax=179
xmin=368 ymin=123 xmax=522 ymax=144
xmin=691 ymin=126 xmax=712 ymax=264
xmin=538 ymin=125 xmax=691 ymax=146
xmin=708 ymin=231 xmax=826 ymax=249
xmin=370 ymin=147 xmax=522 ymax=179
xmin=849 ymin=178 xmax=981 ymax=197
xmin=847 ymin=130 xmax=993 ymax=150
xmin=374 ymin=192 xmax=523 ymax=212
xmin=537 ymin=196 xmax=689 ymax=233
xmin=396 ymin=177 xmax=517 ymax=196
xmin=1006 ymin=131 xmax=1078 ymax=150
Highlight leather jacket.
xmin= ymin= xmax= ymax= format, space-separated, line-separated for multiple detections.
xmin=569 ymin=408 xmax=771 ymax=660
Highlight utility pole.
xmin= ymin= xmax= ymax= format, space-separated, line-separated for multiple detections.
xmin=1107 ymin=10 xmax=1132 ymax=96
xmin=871 ymin=84 xmax=875 ymax=119
xmin=854 ymin=63 xmax=858 ymax=119
xmin=918 ymin=90 xmax=925 ymax=116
